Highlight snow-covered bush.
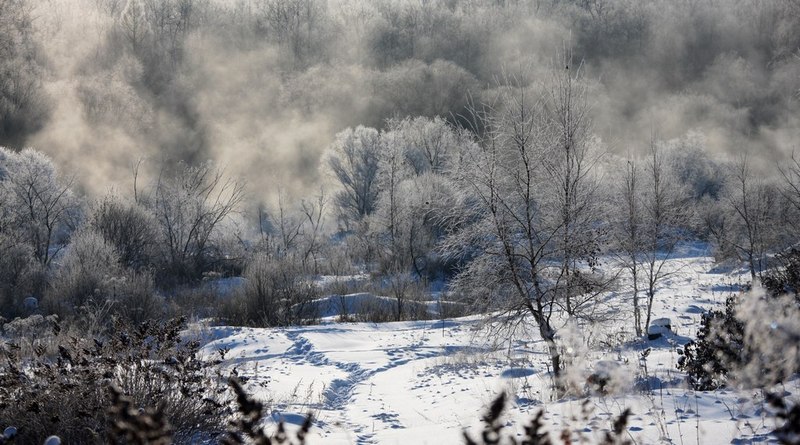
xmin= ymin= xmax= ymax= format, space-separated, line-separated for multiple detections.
xmin=89 ymin=193 xmax=158 ymax=271
xmin=734 ymin=290 xmax=800 ymax=388
xmin=763 ymin=248 xmax=800 ymax=301
xmin=45 ymin=229 xmax=162 ymax=323
xmin=678 ymin=289 xmax=800 ymax=390
xmin=45 ymin=229 xmax=121 ymax=312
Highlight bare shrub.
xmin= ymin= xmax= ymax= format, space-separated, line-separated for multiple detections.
xmin=0 ymin=238 xmax=43 ymax=318
xmin=225 ymin=252 xmax=318 ymax=327
xmin=380 ymin=272 xmax=430 ymax=321
xmin=0 ymin=317 xmax=228 ymax=444
xmin=169 ymin=283 xmax=227 ymax=320
xmin=89 ymin=193 xmax=157 ymax=271
xmin=138 ymin=161 xmax=245 ymax=287
xmin=105 ymin=271 xmax=163 ymax=324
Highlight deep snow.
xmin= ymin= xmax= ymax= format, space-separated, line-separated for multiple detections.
xmin=195 ymin=247 xmax=796 ymax=444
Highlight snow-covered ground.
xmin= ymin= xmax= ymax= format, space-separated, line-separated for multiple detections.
xmin=194 ymin=247 xmax=797 ymax=444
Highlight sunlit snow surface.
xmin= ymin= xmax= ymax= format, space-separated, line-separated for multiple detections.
xmin=196 ymin=248 xmax=795 ymax=444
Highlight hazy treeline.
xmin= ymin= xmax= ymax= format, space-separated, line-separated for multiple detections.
xmin=1 ymin=0 xmax=799 ymax=201
xmin=1 ymin=0 xmax=800 ymax=330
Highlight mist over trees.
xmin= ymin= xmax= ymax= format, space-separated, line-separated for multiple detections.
xmin=3 ymin=0 xmax=800 ymax=403
xmin=0 ymin=0 xmax=795 ymax=201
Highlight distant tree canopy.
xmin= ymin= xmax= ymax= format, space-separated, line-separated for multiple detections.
xmin=0 ymin=0 xmax=48 ymax=147
xmin=0 ymin=0 xmax=798 ymax=194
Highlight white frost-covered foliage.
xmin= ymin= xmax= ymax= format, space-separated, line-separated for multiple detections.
xmin=327 ymin=126 xmax=382 ymax=228
xmin=46 ymin=228 xmax=161 ymax=321
xmin=0 ymin=147 xmax=77 ymax=266
xmin=439 ymin=65 xmax=610 ymax=386
xmin=370 ymin=172 xmax=464 ymax=277
xmin=47 ymin=229 xmax=120 ymax=308
xmin=327 ymin=117 xmax=474 ymax=277
xmin=735 ymin=287 xmax=800 ymax=388
xmin=0 ymin=147 xmax=77 ymax=316
xmin=384 ymin=116 xmax=472 ymax=175
xmin=1 ymin=313 xmax=57 ymax=338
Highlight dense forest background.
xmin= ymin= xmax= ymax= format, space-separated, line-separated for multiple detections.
xmin=2 ymin=0 xmax=799 ymax=200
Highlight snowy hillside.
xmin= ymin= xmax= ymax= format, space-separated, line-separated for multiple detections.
xmin=195 ymin=250 xmax=788 ymax=444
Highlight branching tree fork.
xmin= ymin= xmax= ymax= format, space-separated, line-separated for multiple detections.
xmin=446 ymin=62 xmax=607 ymax=387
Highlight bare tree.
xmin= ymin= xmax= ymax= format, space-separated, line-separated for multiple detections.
xmin=640 ymin=140 xmax=691 ymax=333
xmin=298 ymin=190 xmax=326 ymax=274
xmin=725 ymin=154 xmax=778 ymax=282
xmin=141 ymin=161 xmax=245 ymax=284
xmin=542 ymin=58 xmax=606 ymax=318
xmin=445 ymin=73 xmax=567 ymax=385
xmin=614 ymin=159 xmax=645 ymax=336
xmin=256 ymin=0 xmax=328 ymax=65
xmin=120 ymin=0 xmax=149 ymax=55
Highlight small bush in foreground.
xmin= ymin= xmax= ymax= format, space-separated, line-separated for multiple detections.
xmin=0 ymin=316 xmax=227 ymax=443
xmin=763 ymin=248 xmax=800 ymax=302
xmin=677 ymin=295 xmax=745 ymax=390
xmin=463 ymin=392 xmax=632 ymax=445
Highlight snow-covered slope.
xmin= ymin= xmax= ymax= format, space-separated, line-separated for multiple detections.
xmin=195 ymin=249 xmax=795 ymax=444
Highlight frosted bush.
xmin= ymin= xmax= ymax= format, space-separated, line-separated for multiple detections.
xmin=734 ymin=287 xmax=800 ymax=388
xmin=1 ymin=314 xmax=57 ymax=338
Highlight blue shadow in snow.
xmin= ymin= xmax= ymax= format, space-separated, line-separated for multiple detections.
xmin=501 ymin=367 xmax=536 ymax=378
xmin=272 ymin=412 xmax=310 ymax=426
xmin=709 ymin=284 xmax=744 ymax=293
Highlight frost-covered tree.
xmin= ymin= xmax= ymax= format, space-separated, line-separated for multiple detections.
xmin=384 ymin=116 xmax=467 ymax=176
xmin=371 ymin=172 xmax=461 ymax=279
xmin=0 ymin=148 xmax=78 ymax=267
xmin=444 ymin=60 xmax=617 ymax=385
xmin=0 ymin=0 xmax=48 ymax=147
xmin=612 ymin=158 xmax=645 ymax=336
xmin=541 ymin=60 xmax=607 ymax=318
xmin=444 ymin=69 xmax=594 ymax=385
xmin=640 ymin=140 xmax=693 ymax=333
xmin=365 ymin=117 xmax=470 ymax=278
xmin=257 ymin=189 xmax=327 ymax=274
xmin=256 ymin=0 xmax=331 ymax=66
xmin=723 ymin=155 xmax=779 ymax=282
xmin=372 ymin=127 xmax=411 ymax=270
xmin=89 ymin=193 xmax=158 ymax=271
xmin=327 ymin=126 xmax=382 ymax=229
